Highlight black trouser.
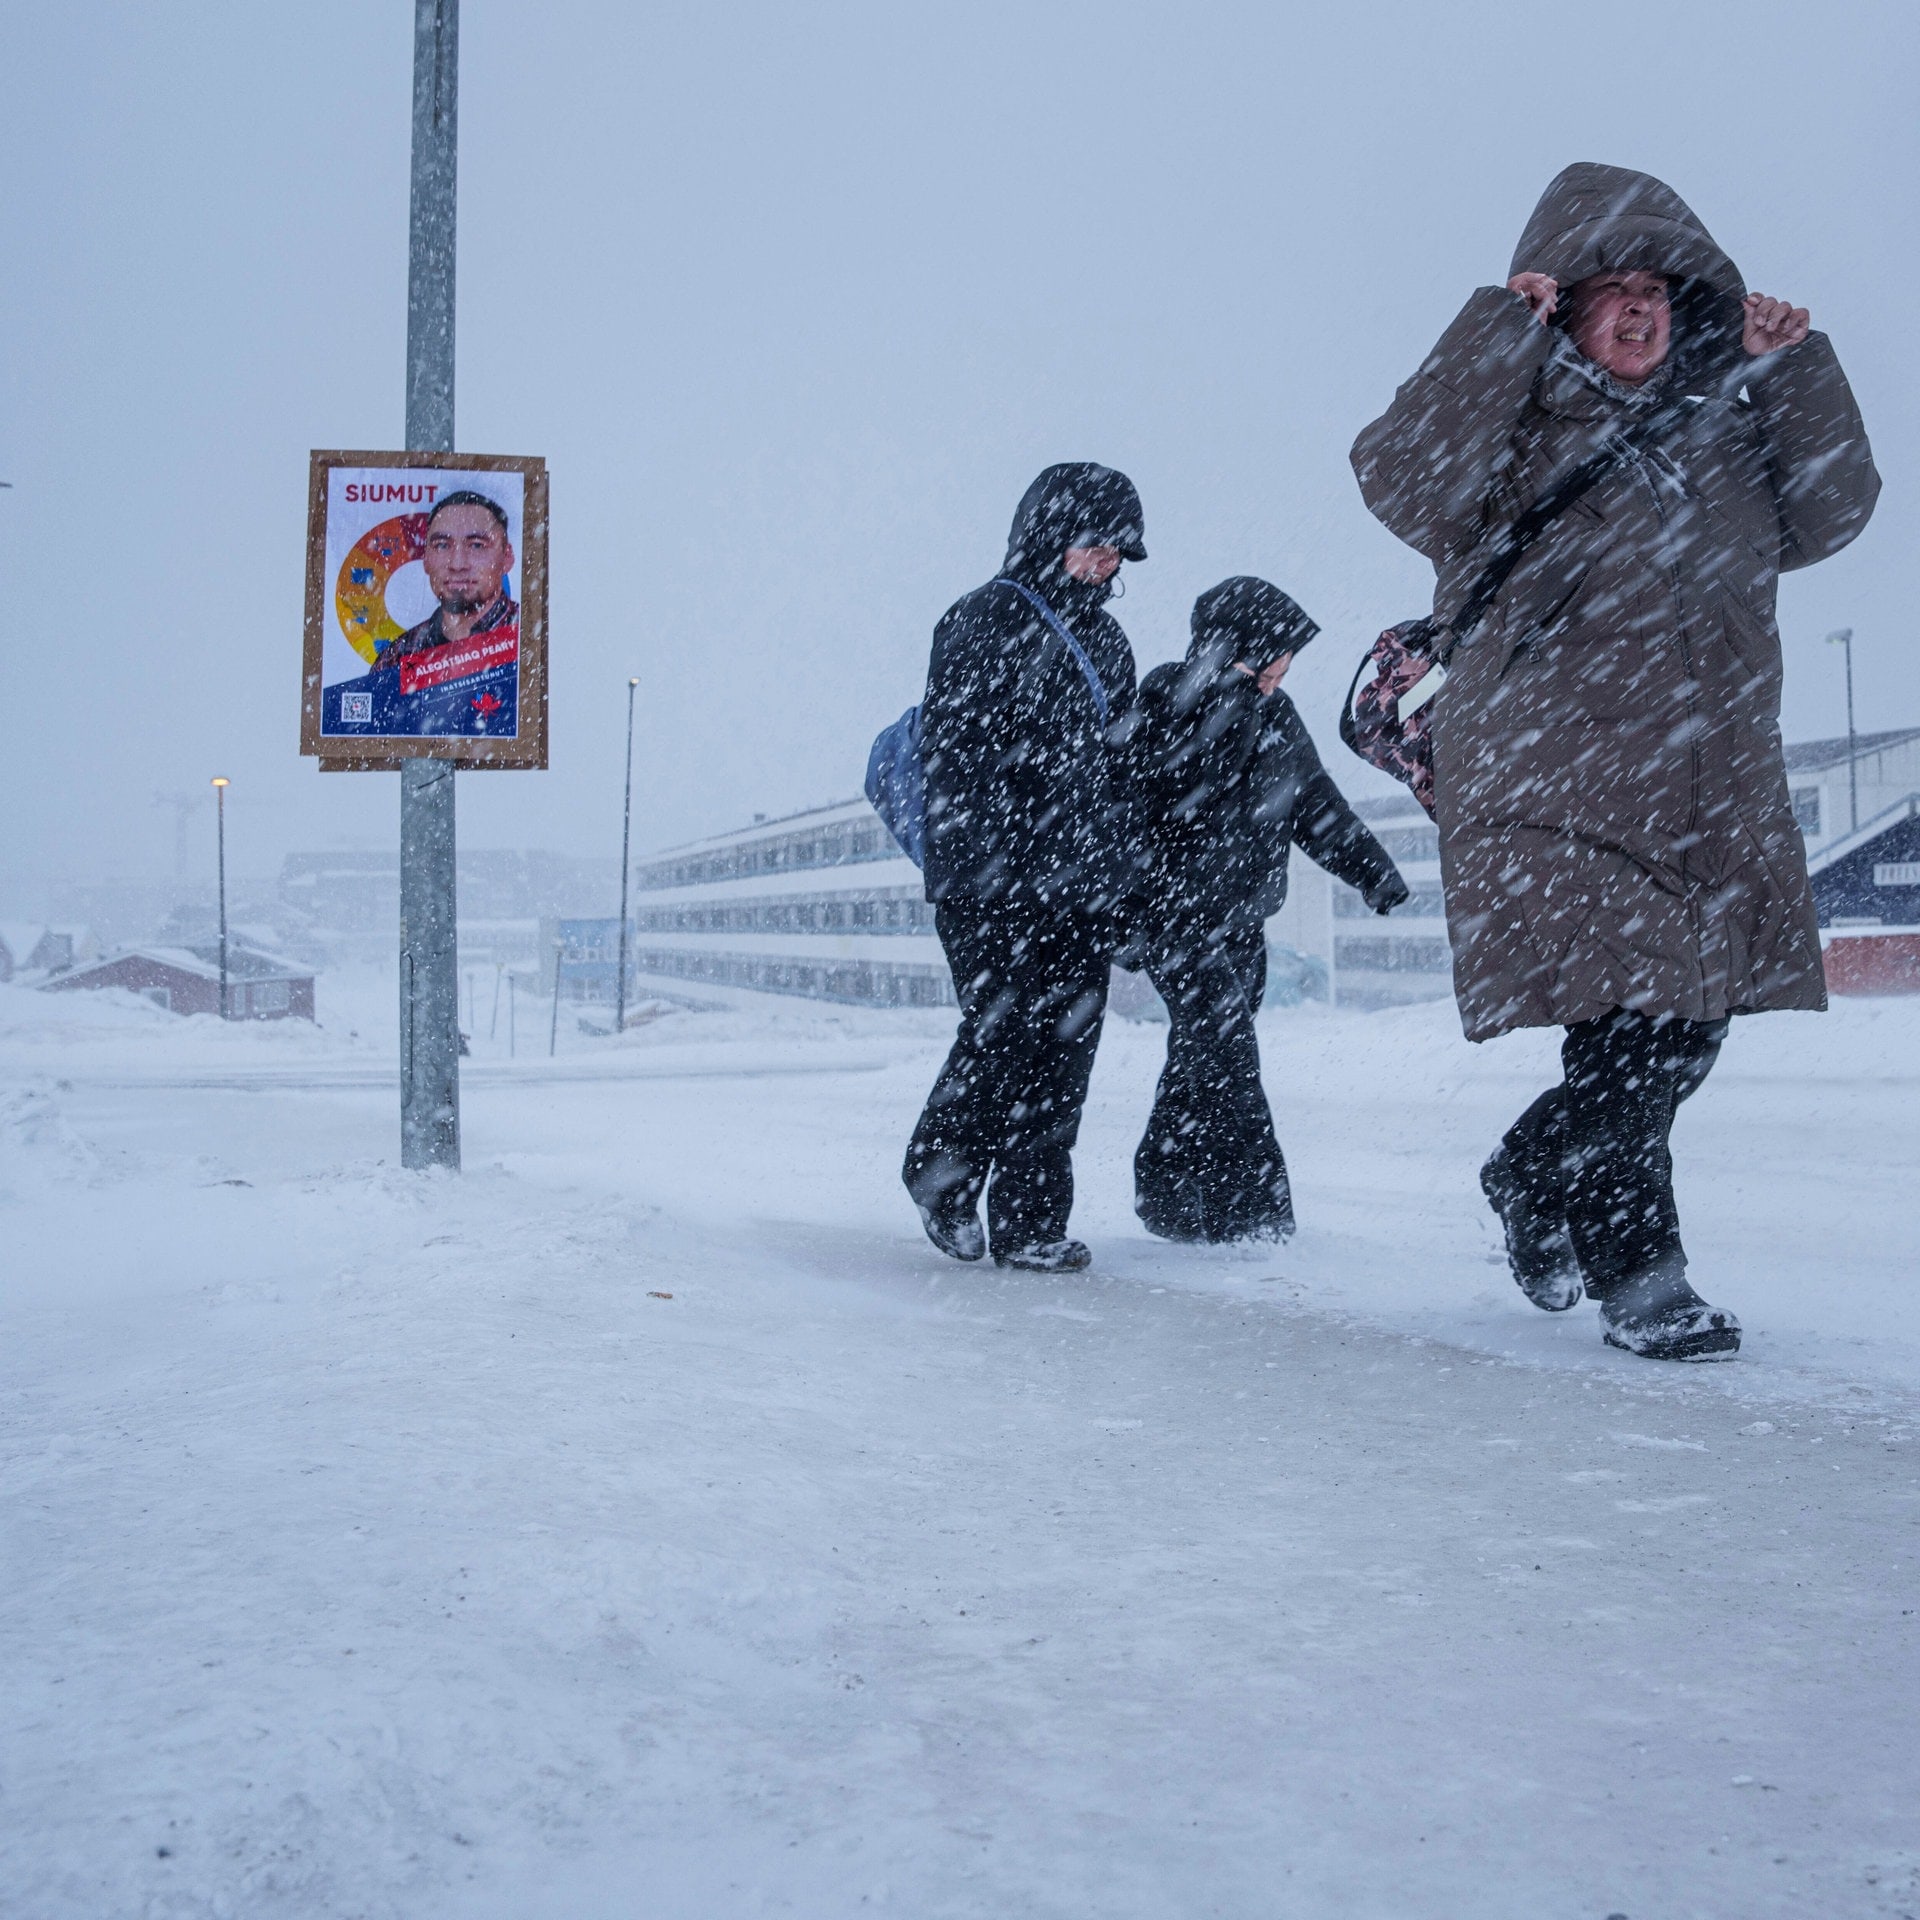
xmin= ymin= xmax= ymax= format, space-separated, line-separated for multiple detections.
xmin=1499 ymin=1008 xmax=1728 ymax=1299
xmin=903 ymin=896 xmax=1110 ymax=1252
xmin=1135 ymin=921 xmax=1292 ymax=1242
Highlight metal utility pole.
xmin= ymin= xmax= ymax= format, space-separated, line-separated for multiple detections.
xmin=549 ymin=938 xmax=563 ymax=1057
xmin=212 ymin=777 xmax=230 ymax=1019
xmin=1827 ymin=628 xmax=1858 ymax=834
xmin=399 ymin=0 xmax=461 ymax=1169
xmin=615 ymin=677 xmax=639 ymax=1033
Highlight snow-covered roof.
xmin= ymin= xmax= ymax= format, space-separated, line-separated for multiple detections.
xmin=1783 ymin=728 xmax=1920 ymax=773
xmin=52 ymin=943 xmax=314 ymax=987
xmin=639 ymin=797 xmax=875 ymax=863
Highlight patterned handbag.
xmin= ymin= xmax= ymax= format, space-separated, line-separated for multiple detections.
xmin=1338 ymin=619 xmax=1445 ymax=819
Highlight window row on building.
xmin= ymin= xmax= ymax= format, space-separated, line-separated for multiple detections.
xmin=631 ymin=945 xmax=956 ymax=1009
xmin=632 ymin=801 xmax=894 ymax=892
xmin=635 ymin=890 xmax=935 ymax=937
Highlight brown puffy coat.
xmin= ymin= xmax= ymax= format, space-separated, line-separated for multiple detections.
xmin=1351 ymin=164 xmax=1880 ymax=1041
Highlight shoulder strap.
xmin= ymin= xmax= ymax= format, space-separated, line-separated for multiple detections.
xmin=1445 ymin=393 xmax=1707 ymax=656
xmin=995 ymin=577 xmax=1111 ymax=727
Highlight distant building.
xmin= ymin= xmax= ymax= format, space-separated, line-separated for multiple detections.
xmin=1784 ymin=727 xmax=1920 ymax=851
xmin=626 ymin=792 xmax=1456 ymax=1013
xmin=40 ymin=945 xmax=316 ymax=1020
xmin=1808 ymin=792 xmax=1920 ymax=995
xmin=0 ymin=923 xmax=100 ymax=982
xmin=1268 ymin=792 xmax=1452 ymax=1011
xmin=629 ymin=800 xmax=951 ymax=1008
xmin=538 ymin=916 xmax=641 ymax=1004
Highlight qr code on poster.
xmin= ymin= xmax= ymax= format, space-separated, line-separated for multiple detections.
xmin=340 ymin=691 xmax=373 ymax=724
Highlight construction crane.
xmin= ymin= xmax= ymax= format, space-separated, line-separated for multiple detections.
xmin=153 ymin=790 xmax=205 ymax=878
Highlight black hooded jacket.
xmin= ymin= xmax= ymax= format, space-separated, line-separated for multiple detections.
xmin=920 ymin=464 xmax=1146 ymax=914
xmin=1132 ymin=578 xmax=1402 ymax=932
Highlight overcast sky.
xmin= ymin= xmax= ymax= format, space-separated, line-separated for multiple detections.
xmin=1 ymin=0 xmax=1912 ymax=892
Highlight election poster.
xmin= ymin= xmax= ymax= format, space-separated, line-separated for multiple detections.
xmin=301 ymin=450 xmax=548 ymax=769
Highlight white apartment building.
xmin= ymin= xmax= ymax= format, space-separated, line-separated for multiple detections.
xmin=630 ymin=801 xmax=953 ymax=1008
xmin=629 ymin=792 xmax=1455 ymax=1013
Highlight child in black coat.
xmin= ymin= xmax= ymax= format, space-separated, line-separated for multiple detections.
xmin=1130 ymin=577 xmax=1407 ymax=1242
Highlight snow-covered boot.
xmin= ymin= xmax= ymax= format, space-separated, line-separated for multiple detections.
xmin=993 ymin=1239 xmax=1093 ymax=1274
xmin=1480 ymin=1145 xmax=1582 ymax=1312
xmin=915 ymin=1194 xmax=986 ymax=1263
xmin=1599 ymin=1262 xmax=1740 ymax=1362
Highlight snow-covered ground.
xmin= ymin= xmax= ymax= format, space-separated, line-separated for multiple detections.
xmin=3 ymin=975 xmax=1917 ymax=1917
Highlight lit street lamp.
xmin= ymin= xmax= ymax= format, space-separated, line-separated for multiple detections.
xmin=615 ymin=676 xmax=639 ymax=1036
xmin=211 ymin=777 xmax=230 ymax=1019
xmin=1826 ymin=628 xmax=1858 ymax=834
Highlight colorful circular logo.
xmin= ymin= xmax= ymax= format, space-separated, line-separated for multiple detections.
xmin=335 ymin=513 xmax=428 ymax=664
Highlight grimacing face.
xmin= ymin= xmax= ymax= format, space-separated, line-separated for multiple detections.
xmin=1565 ymin=269 xmax=1671 ymax=386
xmin=423 ymin=503 xmax=514 ymax=615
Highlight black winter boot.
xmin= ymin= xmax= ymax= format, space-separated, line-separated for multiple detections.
xmin=1598 ymin=1261 xmax=1740 ymax=1362
xmin=914 ymin=1193 xmax=986 ymax=1263
xmin=1137 ymin=1174 xmax=1209 ymax=1244
xmin=993 ymin=1239 xmax=1093 ymax=1273
xmin=1481 ymin=1145 xmax=1582 ymax=1312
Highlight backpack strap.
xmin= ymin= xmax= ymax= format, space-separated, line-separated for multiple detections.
xmin=995 ymin=577 xmax=1112 ymax=727
xmin=1442 ymin=391 xmax=1710 ymax=660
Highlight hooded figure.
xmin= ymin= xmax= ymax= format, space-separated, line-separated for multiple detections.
xmin=903 ymin=463 xmax=1147 ymax=1272
xmin=1351 ymin=164 xmax=1879 ymax=1359
xmin=920 ymin=463 xmax=1145 ymax=911
xmin=1128 ymin=578 xmax=1407 ymax=1241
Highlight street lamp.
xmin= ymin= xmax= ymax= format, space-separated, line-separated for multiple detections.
xmin=1826 ymin=628 xmax=1857 ymax=834
xmin=210 ymin=777 xmax=230 ymax=1019
xmin=615 ymin=676 xmax=639 ymax=1036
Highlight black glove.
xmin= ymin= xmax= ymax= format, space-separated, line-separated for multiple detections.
xmin=1362 ymin=870 xmax=1411 ymax=917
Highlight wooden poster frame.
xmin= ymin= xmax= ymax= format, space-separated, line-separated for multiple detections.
xmin=301 ymin=449 xmax=549 ymax=771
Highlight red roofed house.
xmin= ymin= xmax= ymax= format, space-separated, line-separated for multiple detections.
xmin=40 ymin=945 xmax=316 ymax=1020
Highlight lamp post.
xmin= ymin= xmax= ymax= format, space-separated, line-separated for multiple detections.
xmin=1826 ymin=628 xmax=1857 ymax=834
xmin=210 ymin=777 xmax=230 ymax=1019
xmin=615 ymin=676 xmax=639 ymax=1034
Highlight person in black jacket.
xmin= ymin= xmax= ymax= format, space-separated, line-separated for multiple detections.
xmin=903 ymin=463 xmax=1146 ymax=1273
xmin=1131 ymin=577 xmax=1408 ymax=1243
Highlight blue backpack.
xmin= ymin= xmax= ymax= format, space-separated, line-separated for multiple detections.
xmin=866 ymin=578 xmax=1112 ymax=869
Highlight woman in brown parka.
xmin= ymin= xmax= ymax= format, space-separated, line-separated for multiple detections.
xmin=1351 ymin=163 xmax=1879 ymax=1361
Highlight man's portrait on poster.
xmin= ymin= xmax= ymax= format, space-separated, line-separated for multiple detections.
xmin=302 ymin=451 xmax=547 ymax=768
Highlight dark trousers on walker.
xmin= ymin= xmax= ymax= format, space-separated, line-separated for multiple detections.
xmin=903 ymin=896 xmax=1110 ymax=1254
xmin=1499 ymin=1008 xmax=1728 ymax=1298
xmin=1136 ymin=921 xmax=1292 ymax=1242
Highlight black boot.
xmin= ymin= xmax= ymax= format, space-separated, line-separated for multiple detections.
xmin=1481 ymin=1144 xmax=1582 ymax=1312
xmin=993 ymin=1239 xmax=1093 ymax=1273
xmin=1598 ymin=1261 xmax=1740 ymax=1362
xmin=913 ymin=1191 xmax=986 ymax=1263
xmin=1137 ymin=1173 xmax=1209 ymax=1243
